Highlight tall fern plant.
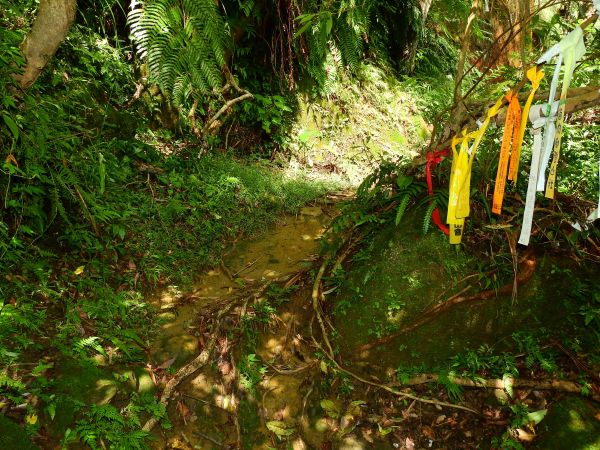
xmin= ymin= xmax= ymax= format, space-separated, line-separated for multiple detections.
xmin=128 ymin=0 xmax=229 ymax=106
xmin=296 ymin=1 xmax=369 ymax=89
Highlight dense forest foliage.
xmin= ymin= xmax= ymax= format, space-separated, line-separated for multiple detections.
xmin=1 ymin=0 xmax=599 ymax=449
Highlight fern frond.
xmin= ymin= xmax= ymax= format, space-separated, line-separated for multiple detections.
xmin=395 ymin=194 xmax=411 ymax=226
xmin=423 ymin=200 xmax=437 ymax=235
xmin=128 ymin=0 xmax=229 ymax=105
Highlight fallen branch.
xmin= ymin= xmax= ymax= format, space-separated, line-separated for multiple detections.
xmin=395 ymin=373 xmax=600 ymax=402
xmin=356 ymin=252 xmax=537 ymax=354
xmin=203 ymin=92 xmax=253 ymax=135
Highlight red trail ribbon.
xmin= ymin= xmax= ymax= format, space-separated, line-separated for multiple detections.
xmin=426 ymin=148 xmax=451 ymax=235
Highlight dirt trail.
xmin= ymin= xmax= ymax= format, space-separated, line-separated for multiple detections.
xmin=148 ymin=205 xmax=333 ymax=449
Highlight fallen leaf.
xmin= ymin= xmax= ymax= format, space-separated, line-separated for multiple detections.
xmin=25 ymin=414 xmax=37 ymax=425
xmin=157 ymin=357 xmax=176 ymax=370
xmin=514 ymin=427 xmax=536 ymax=442
xmin=422 ymin=425 xmax=435 ymax=439
xmin=404 ymin=436 xmax=415 ymax=450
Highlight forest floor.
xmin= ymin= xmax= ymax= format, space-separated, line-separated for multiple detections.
xmin=135 ymin=205 xmax=600 ymax=450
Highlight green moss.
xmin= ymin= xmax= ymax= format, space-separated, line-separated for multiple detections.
xmin=334 ymin=212 xmax=475 ymax=355
xmin=50 ymin=360 xmax=112 ymax=438
xmin=0 ymin=415 xmax=39 ymax=450
xmin=535 ymin=396 xmax=600 ymax=449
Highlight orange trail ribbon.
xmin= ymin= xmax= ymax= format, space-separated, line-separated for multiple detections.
xmin=508 ymin=67 xmax=545 ymax=183
xmin=492 ymin=91 xmax=521 ymax=215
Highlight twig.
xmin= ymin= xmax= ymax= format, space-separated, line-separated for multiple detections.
xmin=233 ymin=258 xmax=261 ymax=277
xmin=193 ymin=431 xmax=225 ymax=448
xmin=264 ymin=361 xmax=315 ymax=375
xmin=308 ymin=319 xmax=479 ymax=415
xmin=394 ymin=373 xmax=600 ymax=402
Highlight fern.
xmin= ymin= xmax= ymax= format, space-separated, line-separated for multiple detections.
xmin=74 ymin=336 xmax=107 ymax=358
xmin=395 ymin=194 xmax=411 ymax=226
xmin=422 ymin=199 xmax=437 ymax=235
xmin=128 ymin=0 xmax=229 ymax=104
xmin=296 ymin=1 xmax=368 ymax=89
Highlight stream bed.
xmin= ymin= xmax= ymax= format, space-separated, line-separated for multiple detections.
xmin=55 ymin=207 xmax=599 ymax=450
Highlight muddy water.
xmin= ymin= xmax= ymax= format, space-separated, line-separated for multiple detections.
xmin=148 ymin=206 xmax=333 ymax=449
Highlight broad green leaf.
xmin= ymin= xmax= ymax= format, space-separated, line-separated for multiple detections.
xmin=320 ymin=360 xmax=328 ymax=374
xmin=2 ymin=114 xmax=19 ymax=140
xmin=46 ymin=403 xmax=56 ymax=420
xmin=503 ymin=374 xmax=514 ymax=398
xmin=266 ymin=420 xmax=294 ymax=439
xmin=527 ymin=409 xmax=547 ymax=425
xmin=320 ymin=399 xmax=340 ymax=419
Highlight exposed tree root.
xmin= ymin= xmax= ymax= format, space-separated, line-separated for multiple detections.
xmin=312 ymin=257 xmax=335 ymax=357
xmin=308 ymin=319 xmax=480 ymax=415
xmin=142 ymin=305 xmax=229 ymax=432
xmin=395 ymin=373 xmax=600 ymax=402
xmin=142 ymin=281 xmax=273 ymax=432
xmin=355 ymin=251 xmax=537 ymax=354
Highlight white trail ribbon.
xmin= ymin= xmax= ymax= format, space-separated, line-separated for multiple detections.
xmin=537 ymin=27 xmax=586 ymax=198
xmin=537 ymin=57 xmax=562 ymax=191
xmin=518 ymin=104 xmax=548 ymax=246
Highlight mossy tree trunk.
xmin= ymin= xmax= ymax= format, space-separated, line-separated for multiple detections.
xmin=16 ymin=0 xmax=77 ymax=89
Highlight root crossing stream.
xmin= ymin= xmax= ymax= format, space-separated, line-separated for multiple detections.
xmin=148 ymin=205 xmax=333 ymax=449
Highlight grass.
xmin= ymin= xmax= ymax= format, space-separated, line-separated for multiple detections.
xmin=120 ymin=149 xmax=341 ymax=286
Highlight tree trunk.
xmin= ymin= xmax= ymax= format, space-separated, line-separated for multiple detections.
xmin=16 ymin=0 xmax=77 ymax=89
xmin=488 ymin=0 xmax=532 ymax=68
xmin=406 ymin=0 xmax=434 ymax=72
xmin=454 ymin=0 xmax=480 ymax=106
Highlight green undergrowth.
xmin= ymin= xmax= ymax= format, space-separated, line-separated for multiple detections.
xmin=284 ymin=63 xmax=447 ymax=185
xmin=319 ymin=156 xmax=600 ymax=447
xmin=0 ymin=147 xmax=338 ymax=447
xmin=0 ymin=15 xmax=339 ymax=448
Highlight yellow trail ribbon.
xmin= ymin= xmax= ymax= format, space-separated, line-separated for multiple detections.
xmin=456 ymin=97 xmax=504 ymax=219
xmin=447 ymin=131 xmax=469 ymax=244
xmin=508 ymin=67 xmax=545 ymax=183
xmin=447 ymin=96 xmax=503 ymax=245
xmin=492 ymin=91 xmax=521 ymax=215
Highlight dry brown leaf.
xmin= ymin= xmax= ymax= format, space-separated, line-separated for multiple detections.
xmin=157 ymin=357 xmax=176 ymax=370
